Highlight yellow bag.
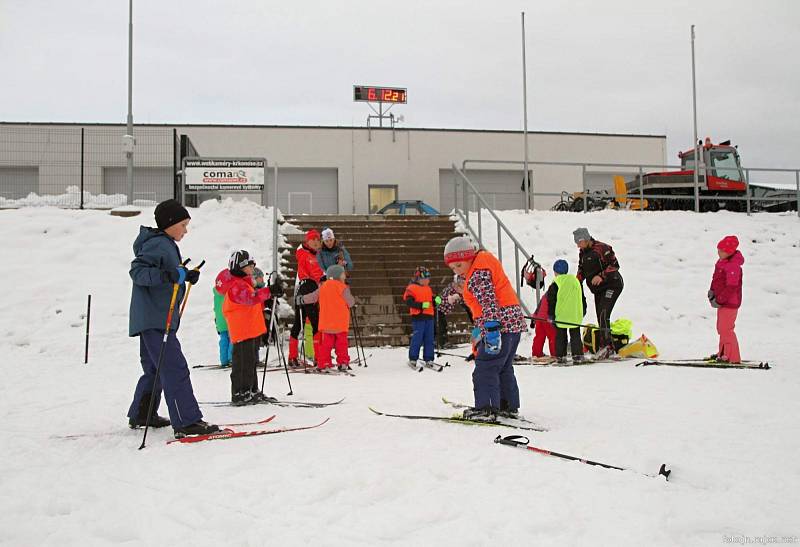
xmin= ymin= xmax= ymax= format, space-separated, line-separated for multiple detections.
xmin=618 ymin=334 xmax=659 ymax=359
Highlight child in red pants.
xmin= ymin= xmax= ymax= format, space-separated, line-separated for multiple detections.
xmin=531 ymin=296 xmax=557 ymax=357
xmin=317 ymin=264 xmax=355 ymax=371
xmin=708 ymin=235 xmax=743 ymax=363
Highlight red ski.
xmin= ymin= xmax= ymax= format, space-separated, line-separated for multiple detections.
xmin=167 ymin=418 xmax=330 ymax=445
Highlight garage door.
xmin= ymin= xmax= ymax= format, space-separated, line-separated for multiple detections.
xmin=0 ymin=167 xmax=38 ymax=199
xmin=103 ymin=167 xmax=174 ymax=204
xmin=439 ymin=169 xmax=529 ymax=212
xmin=267 ymin=168 xmax=338 ymax=214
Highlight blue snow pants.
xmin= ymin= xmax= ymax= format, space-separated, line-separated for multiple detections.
xmin=218 ymin=330 xmax=233 ymax=365
xmin=473 ymin=332 xmax=521 ymax=411
xmin=409 ymin=317 xmax=435 ymax=362
xmin=127 ymin=329 xmax=203 ymax=428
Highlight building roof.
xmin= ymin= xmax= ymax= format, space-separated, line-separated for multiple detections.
xmin=0 ymin=121 xmax=666 ymax=139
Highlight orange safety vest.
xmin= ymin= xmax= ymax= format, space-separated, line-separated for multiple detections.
xmin=462 ymin=251 xmax=519 ymax=321
xmin=222 ymin=278 xmax=267 ymax=344
xmin=318 ymin=279 xmax=350 ymax=333
xmin=403 ymin=283 xmax=434 ymax=317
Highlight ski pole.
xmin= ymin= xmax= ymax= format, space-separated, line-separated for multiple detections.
xmin=139 ymin=264 xmax=187 ymax=450
xmin=524 ymin=315 xmax=609 ymax=331
xmin=84 ymin=294 xmax=91 ymax=364
xmin=494 ymin=435 xmax=671 ymax=480
xmin=351 ymin=305 xmax=368 ymax=367
xmin=179 ymin=259 xmax=205 ymax=317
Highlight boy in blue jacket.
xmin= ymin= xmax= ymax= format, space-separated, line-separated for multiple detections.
xmin=127 ymin=199 xmax=219 ymax=439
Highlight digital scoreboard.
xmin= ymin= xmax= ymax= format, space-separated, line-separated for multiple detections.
xmin=353 ymin=86 xmax=407 ymax=104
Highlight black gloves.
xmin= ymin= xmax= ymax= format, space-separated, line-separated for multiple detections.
xmin=269 ymin=281 xmax=284 ymax=298
xmin=186 ymin=269 xmax=200 ymax=285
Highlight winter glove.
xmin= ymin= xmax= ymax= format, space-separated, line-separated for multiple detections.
xmin=470 ymin=327 xmax=482 ymax=345
xmin=447 ymin=293 xmax=461 ymax=305
xmin=167 ymin=266 xmax=187 ymax=285
xmin=319 ymin=275 xmax=327 ymax=283
xmin=268 ymin=280 xmax=284 ymax=298
xmin=708 ymin=289 xmax=720 ymax=308
xmin=294 ymin=292 xmax=305 ymax=306
xmin=185 ymin=269 xmax=200 ymax=285
xmin=434 ymin=295 xmax=442 ymax=306
xmin=421 ymin=302 xmax=431 ymax=310
xmin=484 ymin=320 xmax=502 ymax=355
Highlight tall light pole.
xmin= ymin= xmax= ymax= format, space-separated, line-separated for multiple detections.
xmin=521 ymin=12 xmax=531 ymax=213
xmin=691 ymin=24 xmax=700 ymax=213
xmin=125 ymin=0 xmax=135 ymax=205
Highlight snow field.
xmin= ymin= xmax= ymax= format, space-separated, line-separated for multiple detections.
xmin=0 ymin=202 xmax=798 ymax=546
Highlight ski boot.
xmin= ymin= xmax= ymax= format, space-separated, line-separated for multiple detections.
xmin=556 ymin=356 xmax=568 ymax=364
xmin=128 ymin=395 xmax=171 ymax=429
xmin=173 ymin=420 xmax=220 ymax=439
xmin=572 ymin=354 xmax=584 ymax=363
xmin=407 ymin=360 xmax=423 ymax=372
xmin=462 ymin=406 xmax=497 ymax=422
xmin=251 ymin=391 xmax=278 ymax=404
xmin=232 ymin=391 xmax=255 ymax=406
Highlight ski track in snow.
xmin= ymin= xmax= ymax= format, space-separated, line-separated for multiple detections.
xmin=0 ymin=202 xmax=798 ymax=546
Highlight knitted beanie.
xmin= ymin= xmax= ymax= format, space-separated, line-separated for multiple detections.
xmin=326 ymin=264 xmax=345 ymax=280
xmin=443 ymin=236 xmax=477 ymax=264
xmin=553 ymin=259 xmax=569 ymax=274
xmin=305 ymin=229 xmax=321 ymax=242
xmin=321 ymin=228 xmax=335 ymax=241
xmin=573 ymin=227 xmax=591 ymax=244
xmin=154 ymin=199 xmax=190 ymax=230
xmin=717 ymin=235 xmax=739 ymax=255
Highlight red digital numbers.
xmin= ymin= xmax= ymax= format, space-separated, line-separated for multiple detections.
xmin=355 ymin=86 xmax=407 ymax=103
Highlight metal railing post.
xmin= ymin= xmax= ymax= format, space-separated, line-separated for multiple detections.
xmin=514 ymin=246 xmax=521 ymax=303
xmin=582 ymin=164 xmax=587 ymax=213
xmin=745 ymin=168 xmax=751 ymax=216
xmin=272 ymin=164 xmax=279 ymax=273
xmin=477 ymin=198 xmax=483 ymax=248
xmin=497 ymin=223 xmax=502 ymax=263
xmin=80 ymin=127 xmax=85 ymax=209
xmin=796 ymin=170 xmax=799 ymax=219
xmin=638 ymin=166 xmax=644 ymax=207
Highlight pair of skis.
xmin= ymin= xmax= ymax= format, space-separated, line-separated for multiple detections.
xmin=408 ymin=360 xmax=448 ymax=373
xmin=168 ymin=417 xmax=330 ymax=445
xmin=369 ymin=398 xmax=547 ymax=432
xmin=199 ymin=397 xmax=346 ymax=409
xmin=636 ymin=359 xmax=770 ymax=370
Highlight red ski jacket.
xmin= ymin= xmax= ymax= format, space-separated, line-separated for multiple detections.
xmin=296 ymin=244 xmax=324 ymax=283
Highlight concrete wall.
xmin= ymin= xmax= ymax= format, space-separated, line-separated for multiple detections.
xmin=0 ymin=122 xmax=666 ymax=211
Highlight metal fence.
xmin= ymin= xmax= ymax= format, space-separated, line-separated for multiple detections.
xmin=0 ymin=125 xmax=179 ymax=208
xmin=460 ymin=159 xmax=800 ymax=217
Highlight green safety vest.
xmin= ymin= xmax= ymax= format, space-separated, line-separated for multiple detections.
xmin=553 ymin=274 xmax=583 ymax=328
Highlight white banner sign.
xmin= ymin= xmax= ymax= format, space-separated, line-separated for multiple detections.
xmin=184 ymin=158 xmax=265 ymax=191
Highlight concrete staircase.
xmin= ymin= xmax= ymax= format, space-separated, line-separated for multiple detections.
xmin=280 ymin=215 xmax=472 ymax=347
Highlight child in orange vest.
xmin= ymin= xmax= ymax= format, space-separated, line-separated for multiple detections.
xmin=221 ymin=250 xmax=282 ymax=405
xmin=317 ymin=264 xmax=355 ymax=372
xmin=403 ymin=266 xmax=437 ymax=370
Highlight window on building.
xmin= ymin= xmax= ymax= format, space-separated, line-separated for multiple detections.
xmin=369 ymin=185 xmax=397 ymax=213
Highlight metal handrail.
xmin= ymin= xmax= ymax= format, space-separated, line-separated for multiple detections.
xmin=451 ymin=164 xmax=533 ymax=315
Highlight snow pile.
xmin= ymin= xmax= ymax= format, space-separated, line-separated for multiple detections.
xmin=0 ymin=185 xmax=156 ymax=209
xmin=0 ymin=204 xmax=798 ymax=545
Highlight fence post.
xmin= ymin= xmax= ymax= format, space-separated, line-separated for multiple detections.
xmin=582 ymin=164 xmax=587 ymax=213
xmin=745 ymin=168 xmax=751 ymax=216
xmin=273 ymin=164 xmax=279 ymax=274
xmin=514 ymin=246 xmax=521 ymax=303
xmin=80 ymin=128 xmax=85 ymax=209
xmin=172 ymin=128 xmax=178 ymax=200
xmin=477 ymin=197 xmax=483 ymax=248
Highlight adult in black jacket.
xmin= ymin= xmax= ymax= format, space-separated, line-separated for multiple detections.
xmin=573 ymin=227 xmax=623 ymax=356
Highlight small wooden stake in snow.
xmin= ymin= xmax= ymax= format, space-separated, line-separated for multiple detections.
xmin=84 ymin=295 xmax=91 ymax=364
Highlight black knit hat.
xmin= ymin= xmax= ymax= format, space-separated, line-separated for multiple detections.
xmin=154 ymin=199 xmax=191 ymax=230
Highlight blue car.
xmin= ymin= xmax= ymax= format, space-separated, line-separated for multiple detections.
xmin=376 ymin=200 xmax=440 ymax=215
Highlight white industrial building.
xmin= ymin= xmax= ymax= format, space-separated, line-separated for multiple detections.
xmin=0 ymin=122 xmax=666 ymax=212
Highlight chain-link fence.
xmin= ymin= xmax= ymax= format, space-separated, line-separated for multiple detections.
xmin=0 ymin=124 xmax=179 ymax=208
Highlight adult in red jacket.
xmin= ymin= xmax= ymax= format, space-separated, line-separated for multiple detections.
xmin=288 ymin=229 xmax=325 ymax=365
xmin=708 ymin=235 xmax=744 ymax=363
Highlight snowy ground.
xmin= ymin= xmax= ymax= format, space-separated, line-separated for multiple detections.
xmin=0 ymin=201 xmax=798 ymax=546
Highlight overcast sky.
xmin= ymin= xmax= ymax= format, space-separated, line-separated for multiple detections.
xmin=1 ymin=0 xmax=798 ymax=173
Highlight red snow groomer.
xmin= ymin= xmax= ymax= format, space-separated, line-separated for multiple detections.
xmin=625 ymin=138 xmax=747 ymax=212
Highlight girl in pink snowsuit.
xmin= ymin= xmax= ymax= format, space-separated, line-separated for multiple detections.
xmin=708 ymin=235 xmax=743 ymax=363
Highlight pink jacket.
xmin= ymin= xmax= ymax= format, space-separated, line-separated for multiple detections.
xmin=710 ymin=251 xmax=744 ymax=309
